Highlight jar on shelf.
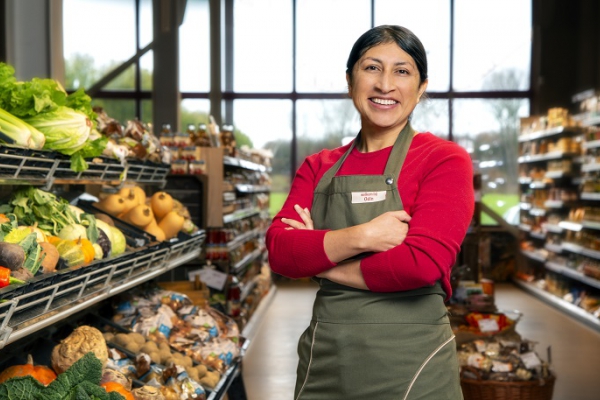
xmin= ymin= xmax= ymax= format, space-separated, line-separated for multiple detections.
xmin=221 ymin=124 xmax=237 ymax=157
xmin=195 ymin=123 xmax=211 ymax=147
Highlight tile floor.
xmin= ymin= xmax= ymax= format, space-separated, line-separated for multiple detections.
xmin=241 ymin=280 xmax=600 ymax=400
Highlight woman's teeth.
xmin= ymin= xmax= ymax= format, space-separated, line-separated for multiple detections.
xmin=372 ymin=98 xmax=397 ymax=105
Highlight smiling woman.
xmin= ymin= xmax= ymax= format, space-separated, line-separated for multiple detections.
xmin=266 ymin=25 xmax=474 ymax=400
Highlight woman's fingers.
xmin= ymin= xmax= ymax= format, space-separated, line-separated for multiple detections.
xmin=294 ymin=204 xmax=314 ymax=230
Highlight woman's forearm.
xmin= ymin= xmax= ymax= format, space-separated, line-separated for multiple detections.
xmin=317 ymin=259 xmax=368 ymax=290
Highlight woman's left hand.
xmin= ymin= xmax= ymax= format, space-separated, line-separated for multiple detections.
xmin=281 ymin=204 xmax=314 ymax=230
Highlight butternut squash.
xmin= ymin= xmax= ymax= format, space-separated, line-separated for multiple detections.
xmin=132 ymin=186 xmax=147 ymax=206
xmin=96 ymin=194 xmax=127 ymax=216
xmin=119 ymin=188 xmax=138 ymax=214
xmin=150 ymin=192 xmax=174 ymax=221
xmin=158 ymin=211 xmax=184 ymax=240
xmin=124 ymin=205 xmax=154 ymax=228
xmin=144 ymin=219 xmax=166 ymax=242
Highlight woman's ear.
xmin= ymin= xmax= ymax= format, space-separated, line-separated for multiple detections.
xmin=346 ymin=74 xmax=352 ymax=95
xmin=417 ymin=79 xmax=429 ymax=102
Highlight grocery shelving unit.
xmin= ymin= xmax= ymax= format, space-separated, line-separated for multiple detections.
xmin=516 ymin=115 xmax=600 ymax=332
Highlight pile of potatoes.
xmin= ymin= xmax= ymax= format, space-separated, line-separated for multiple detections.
xmin=95 ymin=186 xmax=184 ymax=242
xmin=104 ymin=331 xmax=221 ymax=389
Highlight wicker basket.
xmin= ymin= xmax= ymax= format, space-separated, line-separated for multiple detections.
xmin=460 ymin=367 xmax=556 ymax=400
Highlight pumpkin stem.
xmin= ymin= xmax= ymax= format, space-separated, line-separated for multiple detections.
xmin=27 ymin=354 xmax=34 ymax=365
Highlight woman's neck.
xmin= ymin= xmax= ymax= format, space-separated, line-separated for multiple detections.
xmin=358 ymin=122 xmax=412 ymax=152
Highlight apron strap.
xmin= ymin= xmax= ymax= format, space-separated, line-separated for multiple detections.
xmin=315 ymin=123 xmax=415 ymax=194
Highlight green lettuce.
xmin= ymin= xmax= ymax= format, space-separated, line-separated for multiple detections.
xmin=24 ymin=106 xmax=91 ymax=155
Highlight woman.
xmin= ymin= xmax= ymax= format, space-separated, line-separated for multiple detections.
xmin=266 ymin=25 xmax=473 ymax=400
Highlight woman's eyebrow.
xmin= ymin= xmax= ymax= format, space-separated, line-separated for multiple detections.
xmin=361 ymin=57 xmax=413 ymax=67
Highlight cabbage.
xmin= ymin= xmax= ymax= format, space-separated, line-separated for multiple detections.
xmin=24 ymin=106 xmax=91 ymax=155
xmin=58 ymin=224 xmax=88 ymax=241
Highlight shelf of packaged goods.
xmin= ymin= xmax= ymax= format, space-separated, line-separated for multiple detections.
xmin=580 ymin=192 xmax=600 ymax=201
xmin=558 ymin=221 xmax=583 ymax=232
xmin=544 ymin=170 xmax=572 ymax=179
xmin=223 ymin=207 xmax=260 ymax=225
xmin=544 ymin=200 xmax=567 ymax=209
xmin=519 ymin=223 xmax=532 ymax=232
xmin=529 ymin=208 xmax=546 ymax=217
xmin=240 ymin=275 xmax=261 ymax=304
xmin=561 ymin=241 xmax=583 ymax=254
xmin=518 ymin=151 xmax=576 ymax=164
xmin=0 ymin=244 xmax=202 ymax=350
xmin=227 ymin=228 xmax=260 ymax=252
xmin=234 ymin=183 xmax=271 ymax=194
xmin=544 ymin=243 xmax=563 ymax=253
xmin=517 ymin=126 xmax=581 ymax=142
xmin=545 ymin=261 xmax=600 ymax=290
xmin=581 ymin=220 xmax=600 ymax=231
xmin=541 ymin=222 xmax=563 ymax=233
xmin=529 ymin=231 xmax=546 ymax=240
xmin=583 ymin=139 xmax=600 ymax=149
xmin=580 ymin=115 xmax=600 ymax=127
xmin=520 ymin=202 xmax=532 ymax=210
xmin=232 ymin=248 xmax=263 ymax=275
xmin=223 ymin=156 xmax=268 ymax=172
xmin=512 ymin=278 xmax=600 ymax=332
xmin=521 ymin=249 xmax=548 ymax=263
xmin=518 ymin=176 xmax=532 ymax=185
xmin=529 ymin=181 xmax=547 ymax=189
xmin=581 ymin=163 xmax=600 ymax=173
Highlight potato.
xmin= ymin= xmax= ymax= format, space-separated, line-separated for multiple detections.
xmin=195 ymin=364 xmax=208 ymax=379
xmin=125 ymin=341 xmax=141 ymax=353
xmin=159 ymin=349 xmax=172 ymax=363
xmin=114 ymin=333 xmax=131 ymax=347
xmin=140 ymin=341 xmax=158 ymax=354
xmin=149 ymin=351 xmax=161 ymax=364
xmin=199 ymin=371 xmax=219 ymax=389
xmin=129 ymin=332 xmax=146 ymax=345
xmin=103 ymin=332 xmax=115 ymax=342
xmin=158 ymin=341 xmax=171 ymax=351
xmin=186 ymin=366 xmax=200 ymax=382
xmin=181 ymin=356 xmax=193 ymax=368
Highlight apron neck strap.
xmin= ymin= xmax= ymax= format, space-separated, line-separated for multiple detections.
xmin=318 ymin=123 xmax=415 ymax=186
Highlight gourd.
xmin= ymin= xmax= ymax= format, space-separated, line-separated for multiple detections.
xmin=0 ymin=354 xmax=57 ymax=386
xmin=150 ymin=192 xmax=174 ymax=221
xmin=101 ymin=381 xmax=135 ymax=400
xmin=96 ymin=194 xmax=127 ymax=216
xmin=144 ymin=219 xmax=166 ymax=242
xmin=158 ymin=211 xmax=184 ymax=240
xmin=124 ymin=204 xmax=154 ymax=228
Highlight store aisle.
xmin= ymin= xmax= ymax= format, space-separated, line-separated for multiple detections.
xmin=242 ymin=280 xmax=600 ymax=400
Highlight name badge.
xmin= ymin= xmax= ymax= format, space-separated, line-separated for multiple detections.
xmin=351 ymin=191 xmax=386 ymax=204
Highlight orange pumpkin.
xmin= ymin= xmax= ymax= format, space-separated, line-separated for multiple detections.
xmin=46 ymin=235 xmax=61 ymax=245
xmin=0 ymin=354 xmax=57 ymax=386
xmin=101 ymin=381 xmax=135 ymax=400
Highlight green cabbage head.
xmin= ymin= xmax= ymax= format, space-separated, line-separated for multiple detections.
xmin=24 ymin=106 xmax=91 ymax=155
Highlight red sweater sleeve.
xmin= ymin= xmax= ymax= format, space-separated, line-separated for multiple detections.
xmin=265 ymin=147 xmax=346 ymax=278
xmin=360 ymin=139 xmax=474 ymax=296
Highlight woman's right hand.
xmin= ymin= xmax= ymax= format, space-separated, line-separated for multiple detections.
xmin=362 ymin=210 xmax=411 ymax=253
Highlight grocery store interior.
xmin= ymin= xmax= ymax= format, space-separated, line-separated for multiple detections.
xmin=1 ymin=0 xmax=600 ymax=399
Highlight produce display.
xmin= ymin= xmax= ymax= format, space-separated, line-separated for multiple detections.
xmin=0 ymin=186 xmax=131 ymax=289
xmin=0 ymin=62 xmax=107 ymax=172
xmin=94 ymin=186 xmax=198 ymax=242
xmin=95 ymin=107 xmax=170 ymax=166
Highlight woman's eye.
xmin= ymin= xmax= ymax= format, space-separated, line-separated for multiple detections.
xmin=396 ymin=69 xmax=408 ymax=75
xmin=365 ymin=65 xmax=379 ymax=71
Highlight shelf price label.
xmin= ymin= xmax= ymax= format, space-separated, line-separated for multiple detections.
xmin=188 ymin=267 xmax=228 ymax=291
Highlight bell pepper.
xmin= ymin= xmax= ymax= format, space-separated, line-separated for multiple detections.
xmin=0 ymin=266 xmax=25 ymax=288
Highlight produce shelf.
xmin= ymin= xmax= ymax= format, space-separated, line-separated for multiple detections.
xmin=0 ymin=245 xmax=203 ymax=349
xmin=125 ymin=160 xmax=170 ymax=187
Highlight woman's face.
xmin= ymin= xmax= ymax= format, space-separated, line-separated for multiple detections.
xmin=347 ymin=42 xmax=427 ymax=137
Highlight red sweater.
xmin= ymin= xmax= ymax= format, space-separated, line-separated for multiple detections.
xmin=266 ymin=132 xmax=474 ymax=298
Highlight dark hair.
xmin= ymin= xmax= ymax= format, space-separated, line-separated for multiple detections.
xmin=346 ymin=25 xmax=428 ymax=86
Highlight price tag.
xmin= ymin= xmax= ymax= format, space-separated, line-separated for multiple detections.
xmin=189 ymin=267 xmax=228 ymax=291
xmin=477 ymin=318 xmax=500 ymax=332
xmin=520 ymin=351 xmax=542 ymax=369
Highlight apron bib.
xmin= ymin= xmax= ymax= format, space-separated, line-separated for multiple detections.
xmin=294 ymin=124 xmax=463 ymax=400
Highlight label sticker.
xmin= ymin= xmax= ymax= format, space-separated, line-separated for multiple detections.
xmin=351 ymin=191 xmax=386 ymax=204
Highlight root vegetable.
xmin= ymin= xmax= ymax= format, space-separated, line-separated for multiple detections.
xmin=150 ymin=192 xmax=173 ymax=221
xmin=114 ymin=333 xmax=131 ymax=347
xmin=39 ymin=242 xmax=59 ymax=273
xmin=140 ymin=341 xmax=158 ymax=354
xmin=157 ymin=211 xmax=184 ymax=240
xmin=100 ymin=369 xmax=132 ymax=391
xmin=132 ymin=385 xmax=166 ymax=400
xmin=125 ymin=341 xmax=141 ymax=354
xmin=103 ymin=332 xmax=115 ymax=342
xmin=129 ymin=332 xmax=146 ymax=345
xmin=94 ymin=213 xmax=115 ymax=226
xmin=0 ymin=242 xmax=26 ymax=271
xmin=51 ymin=325 xmax=108 ymax=374
xmin=148 ymin=351 xmax=161 ymax=364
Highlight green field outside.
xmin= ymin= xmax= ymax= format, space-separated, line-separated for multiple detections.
xmin=269 ymin=192 xmax=288 ymax=218
xmin=481 ymin=193 xmax=519 ymax=225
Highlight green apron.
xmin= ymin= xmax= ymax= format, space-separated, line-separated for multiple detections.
xmin=294 ymin=124 xmax=463 ymax=400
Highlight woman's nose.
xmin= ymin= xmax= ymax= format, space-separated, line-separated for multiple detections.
xmin=375 ymin=72 xmax=394 ymax=93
